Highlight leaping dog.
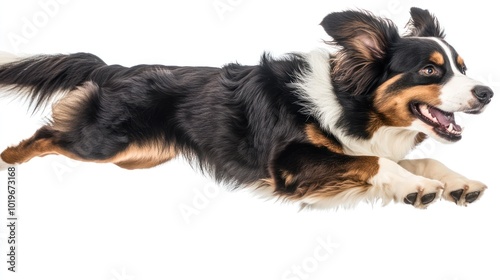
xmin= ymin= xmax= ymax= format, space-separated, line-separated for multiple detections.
xmin=0 ymin=8 xmax=493 ymax=209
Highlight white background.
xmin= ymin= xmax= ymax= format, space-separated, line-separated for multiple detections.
xmin=0 ymin=1 xmax=499 ymax=280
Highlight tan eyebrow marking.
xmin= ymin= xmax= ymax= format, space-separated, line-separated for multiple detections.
xmin=457 ymin=55 xmax=465 ymax=67
xmin=430 ymin=51 xmax=445 ymax=65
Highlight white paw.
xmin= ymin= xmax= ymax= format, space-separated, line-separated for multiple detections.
xmin=371 ymin=158 xmax=444 ymax=209
xmin=400 ymin=176 xmax=444 ymax=209
xmin=441 ymin=176 xmax=487 ymax=206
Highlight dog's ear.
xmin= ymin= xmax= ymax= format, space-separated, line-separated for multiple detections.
xmin=320 ymin=10 xmax=399 ymax=62
xmin=405 ymin=7 xmax=445 ymax=38
xmin=320 ymin=10 xmax=399 ymax=95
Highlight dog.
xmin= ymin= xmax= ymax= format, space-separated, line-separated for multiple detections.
xmin=0 ymin=7 xmax=493 ymax=209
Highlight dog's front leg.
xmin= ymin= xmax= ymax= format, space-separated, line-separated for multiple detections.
xmin=399 ymin=159 xmax=487 ymax=206
xmin=269 ymin=143 xmax=443 ymax=209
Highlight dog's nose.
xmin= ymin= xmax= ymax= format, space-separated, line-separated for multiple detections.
xmin=472 ymin=85 xmax=494 ymax=104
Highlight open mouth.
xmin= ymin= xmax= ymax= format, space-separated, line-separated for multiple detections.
xmin=410 ymin=102 xmax=463 ymax=142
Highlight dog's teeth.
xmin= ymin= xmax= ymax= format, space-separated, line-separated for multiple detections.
xmin=420 ymin=104 xmax=435 ymax=120
xmin=447 ymin=124 xmax=454 ymax=132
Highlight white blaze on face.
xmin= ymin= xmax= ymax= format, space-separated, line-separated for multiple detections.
xmin=429 ymin=38 xmax=487 ymax=113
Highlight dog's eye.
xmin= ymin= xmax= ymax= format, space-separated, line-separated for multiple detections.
xmin=419 ymin=65 xmax=439 ymax=76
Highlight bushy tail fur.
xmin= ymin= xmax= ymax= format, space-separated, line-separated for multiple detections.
xmin=0 ymin=51 xmax=106 ymax=111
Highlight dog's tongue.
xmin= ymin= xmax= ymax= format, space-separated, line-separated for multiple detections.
xmin=428 ymin=106 xmax=462 ymax=131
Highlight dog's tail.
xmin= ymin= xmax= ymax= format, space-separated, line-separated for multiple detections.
xmin=0 ymin=51 xmax=106 ymax=111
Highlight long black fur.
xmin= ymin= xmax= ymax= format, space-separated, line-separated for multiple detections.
xmin=0 ymin=52 xmax=313 ymax=184
xmin=0 ymin=53 xmax=106 ymax=110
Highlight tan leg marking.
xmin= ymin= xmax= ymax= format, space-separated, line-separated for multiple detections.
xmin=305 ymin=124 xmax=344 ymax=153
xmin=112 ymin=143 xmax=177 ymax=169
xmin=1 ymin=136 xmax=176 ymax=170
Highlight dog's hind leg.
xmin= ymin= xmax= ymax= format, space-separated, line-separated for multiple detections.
xmin=0 ymin=125 xmax=176 ymax=171
xmin=1 ymin=82 xmax=177 ymax=171
xmin=1 ymin=126 xmax=73 ymax=168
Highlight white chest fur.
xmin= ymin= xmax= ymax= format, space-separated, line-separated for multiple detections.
xmin=337 ymin=127 xmax=420 ymax=161
xmin=294 ymin=49 xmax=419 ymax=161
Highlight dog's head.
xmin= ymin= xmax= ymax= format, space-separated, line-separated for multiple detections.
xmin=321 ymin=7 xmax=493 ymax=143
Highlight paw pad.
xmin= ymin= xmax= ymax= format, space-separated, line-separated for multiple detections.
xmin=465 ymin=191 xmax=481 ymax=203
xmin=404 ymin=191 xmax=438 ymax=207
xmin=421 ymin=193 xmax=436 ymax=205
xmin=404 ymin=193 xmax=417 ymax=205
xmin=449 ymin=188 xmax=482 ymax=205
xmin=450 ymin=189 xmax=464 ymax=203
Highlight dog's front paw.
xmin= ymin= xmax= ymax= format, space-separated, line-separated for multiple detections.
xmin=441 ymin=177 xmax=487 ymax=206
xmin=402 ymin=177 xmax=444 ymax=209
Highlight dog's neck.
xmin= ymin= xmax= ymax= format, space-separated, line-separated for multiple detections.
xmin=336 ymin=127 xmax=422 ymax=161
xmin=293 ymin=49 xmax=423 ymax=161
